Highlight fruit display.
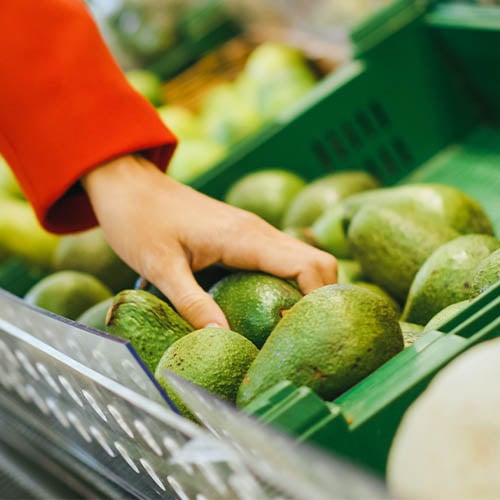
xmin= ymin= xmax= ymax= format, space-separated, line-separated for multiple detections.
xmin=2 ymin=2 xmax=500 ymax=497
xmin=123 ymin=41 xmax=322 ymax=183
xmin=4 ymin=158 xmax=497 ymax=426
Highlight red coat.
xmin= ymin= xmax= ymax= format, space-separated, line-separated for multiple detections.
xmin=0 ymin=0 xmax=177 ymax=234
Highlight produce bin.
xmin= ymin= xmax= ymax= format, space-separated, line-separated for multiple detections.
xmin=0 ymin=0 xmax=499 ymax=497
xmin=241 ymin=281 xmax=500 ymax=476
xmin=180 ymin=0 xmax=499 ymax=478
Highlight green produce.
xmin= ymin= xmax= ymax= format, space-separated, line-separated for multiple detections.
xmin=52 ymin=227 xmax=137 ymax=293
xmin=348 ymin=206 xmax=459 ymax=302
xmin=312 ymin=182 xmax=494 ymax=262
xmin=337 ymin=259 xmax=364 ymax=284
xmin=354 ymin=281 xmax=400 ymax=316
xmin=155 ymin=327 xmax=259 ymax=419
xmin=125 ymin=69 xmax=164 ymax=106
xmin=0 ymin=156 xmax=24 ymax=199
xmin=237 ymin=284 xmax=403 ymax=407
xmin=423 ymin=300 xmax=470 ymax=332
xmin=25 ymin=271 xmax=112 ymax=320
xmin=399 ymin=321 xmax=425 ymax=348
xmin=199 ymin=83 xmax=262 ymax=147
xmin=209 ymin=272 xmax=303 ymax=348
xmin=106 ymin=289 xmax=193 ymax=372
xmin=167 ymin=139 xmax=227 ymax=183
xmin=0 ymin=197 xmax=60 ymax=269
xmin=469 ymin=249 xmax=500 ymax=298
xmin=282 ymin=226 xmax=316 ymax=244
xmin=402 ymin=235 xmax=500 ymax=324
xmin=310 ymin=204 xmax=352 ymax=258
xmin=243 ymin=43 xmax=310 ymax=82
xmin=225 ymin=169 xmax=306 ymax=228
xmin=157 ymin=105 xmax=202 ymax=140
xmin=283 ymin=171 xmax=379 ymax=229
xmin=239 ymin=42 xmax=318 ymax=120
xmin=337 ymin=183 xmax=494 ymax=236
xmin=77 ymin=297 xmax=114 ymax=331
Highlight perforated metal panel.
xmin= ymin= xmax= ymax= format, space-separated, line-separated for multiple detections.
xmin=0 ymin=288 xmax=385 ymax=499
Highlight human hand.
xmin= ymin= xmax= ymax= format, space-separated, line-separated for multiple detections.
xmin=81 ymin=155 xmax=337 ymax=329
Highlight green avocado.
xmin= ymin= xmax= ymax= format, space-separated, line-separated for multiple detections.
xmin=282 ymin=171 xmax=379 ymax=229
xmin=225 ymin=169 xmax=306 ymax=228
xmin=402 ymin=235 xmax=500 ymax=325
xmin=469 ymin=249 xmax=500 ymax=298
xmin=310 ymin=203 xmax=353 ymax=259
xmin=209 ymin=272 xmax=303 ymax=348
xmin=423 ymin=300 xmax=471 ymax=333
xmin=312 ymin=183 xmax=494 ymax=262
xmin=354 ymin=281 xmax=401 ymax=316
xmin=24 ymin=271 xmax=113 ymax=320
xmin=348 ymin=206 xmax=459 ymax=303
xmin=52 ymin=228 xmax=138 ymax=293
xmin=105 ymin=289 xmax=193 ymax=372
xmin=337 ymin=259 xmax=364 ymax=284
xmin=340 ymin=184 xmax=494 ymax=236
xmin=76 ymin=297 xmax=114 ymax=331
xmin=237 ymin=284 xmax=404 ymax=407
xmin=155 ymin=327 xmax=259 ymax=420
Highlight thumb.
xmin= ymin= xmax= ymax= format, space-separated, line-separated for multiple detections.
xmin=157 ymin=259 xmax=229 ymax=331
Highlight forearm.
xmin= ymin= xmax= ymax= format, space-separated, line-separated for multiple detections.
xmin=0 ymin=1 xmax=176 ymax=234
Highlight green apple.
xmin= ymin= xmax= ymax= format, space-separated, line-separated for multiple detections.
xmin=157 ymin=105 xmax=202 ymax=140
xmin=0 ymin=156 xmax=24 ymax=199
xmin=0 ymin=197 xmax=59 ymax=269
xmin=243 ymin=42 xmax=310 ymax=82
xmin=199 ymin=83 xmax=263 ymax=146
xmin=167 ymin=139 xmax=227 ymax=184
xmin=240 ymin=43 xmax=318 ymax=120
xmin=125 ymin=69 xmax=164 ymax=106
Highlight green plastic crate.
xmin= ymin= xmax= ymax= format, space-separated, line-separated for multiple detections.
xmin=190 ymin=0 xmax=500 ymax=477
xmin=243 ymin=281 xmax=499 ymax=477
xmin=192 ymin=0 xmax=500 ymax=234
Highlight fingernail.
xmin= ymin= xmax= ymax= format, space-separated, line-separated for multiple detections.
xmin=205 ymin=322 xmax=225 ymax=329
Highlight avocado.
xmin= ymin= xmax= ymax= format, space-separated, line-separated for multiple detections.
xmin=423 ymin=300 xmax=471 ymax=333
xmin=77 ymin=297 xmax=114 ymax=331
xmin=225 ymin=169 xmax=306 ymax=228
xmin=348 ymin=206 xmax=459 ymax=303
xmin=0 ymin=197 xmax=60 ymax=269
xmin=237 ymin=284 xmax=404 ymax=407
xmin=399 ymin=321 xmax=425 ymax=348
xmin=105 ymin=289 xmax=193 ymax=372
xmin=337 ymin=259 xmax=364 ymax=284
xmin=24 ymin=270 xmax=113 ymax=320
xmin=313 ymin=183 xmax=494 ymax=262
xmin=340 ymin=184 xmax=494 ymax=236
xmin=469 ymin=249 xmax=500 ymax=298
xmin=282 ymin=226 xmax=317 ymax=245
xmin=282 ymin=171 xmax=379 ymax=229
xmin=402 ymin=235 xmax=500 ymax=325
xmin=155 ymin=327 xmax=259 ymax=419
xmin=53 ymin=228 xmax=137 ymax=293
xmin=209 ymin=272 xmax=303 ymax=348
xmin=354 ymin=281 xmax=401 ymax=316
xmin=310 ymin=204 xmax=352 ymax=258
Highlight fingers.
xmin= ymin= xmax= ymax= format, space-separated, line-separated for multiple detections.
xmin=154 ymin=257 xmax=230 ymax=331
xmin=220 ymin=212 xmax=338 ymax=294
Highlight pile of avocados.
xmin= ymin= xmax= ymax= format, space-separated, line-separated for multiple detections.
xmin=19 ymin=167 xmax=500 ymax=421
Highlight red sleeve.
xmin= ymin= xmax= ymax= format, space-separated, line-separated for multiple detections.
xmin=0 ymin=0 xmax=177 ymax=234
